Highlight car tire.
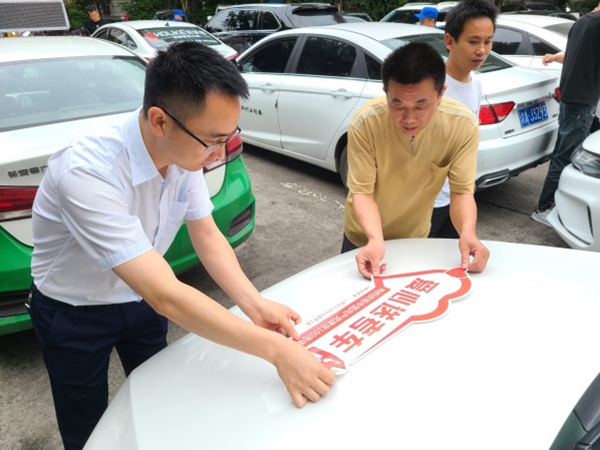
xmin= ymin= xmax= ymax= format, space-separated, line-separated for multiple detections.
xmin=340 ymin=145 xmax=348 ymax=190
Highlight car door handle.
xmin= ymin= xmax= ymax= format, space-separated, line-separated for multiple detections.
xmin=330 ymin=89 xmax=354 ymax=98
xmin=260 ymin=83 xmax=278 ymax=92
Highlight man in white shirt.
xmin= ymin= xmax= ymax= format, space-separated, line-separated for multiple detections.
xmin=29 ymin=42 xmax=335 ymax=450
xmin=429 ymin=0 xmax=497 ymax=238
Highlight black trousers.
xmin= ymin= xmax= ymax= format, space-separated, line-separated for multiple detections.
xmin=428 ymin=205 xmax=459 ymax=239
xmin=28 ymin=285 xmax=168 ymax=450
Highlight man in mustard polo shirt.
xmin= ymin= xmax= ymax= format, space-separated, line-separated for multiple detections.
xmin=342 ymin=42 xmax=490 ymax=279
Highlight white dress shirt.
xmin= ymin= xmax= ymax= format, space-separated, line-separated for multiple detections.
xmin=31 ymin=108 xmax=213 ymax=305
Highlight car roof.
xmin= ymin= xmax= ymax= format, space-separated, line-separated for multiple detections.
xmin=215 ymin=2 xmax=334 ymax=9
xmin=497 ymin=13 xmax=574 ymax=27
xmin=99 ymin=20 xmax=202 ymax=30
xmin=0 ymin=36 xmax=139 ymax=63
xmin=392 ymin=2 xmax=435 ymax=10
xmin=296 ymin=21 xmax=443 ymax=40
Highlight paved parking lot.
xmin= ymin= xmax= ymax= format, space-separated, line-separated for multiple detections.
xmin=0 ymin=144 xmax=567 ymax=450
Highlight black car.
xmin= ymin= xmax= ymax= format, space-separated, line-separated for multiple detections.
xmin=203 ymin=3 xmax=346 ymax=53
xmin=501 ymin=1 xmax=578 ymax=20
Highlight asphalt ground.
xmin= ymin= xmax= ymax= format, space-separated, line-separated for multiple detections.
xmin=0 ymin=144 xmax=567 ymax=450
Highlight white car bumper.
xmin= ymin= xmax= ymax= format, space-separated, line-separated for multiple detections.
xmin=549 ymin=163 xmax=600 ymax=251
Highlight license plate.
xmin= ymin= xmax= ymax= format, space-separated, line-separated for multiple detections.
xmin=518 ymin=102 xmax=549 ymax=128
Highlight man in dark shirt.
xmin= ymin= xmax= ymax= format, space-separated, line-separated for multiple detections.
xmin=83 ymin=6 xmax=109 ymax=35
xmin=532 ymin=9 xmax=600 ymax=226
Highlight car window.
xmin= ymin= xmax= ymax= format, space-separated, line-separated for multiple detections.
xmin=364 ymin=53 xmax=382 ymax=80
xmin=228 ymin=10 xmax=258 ymax=31
xmin=382 ymin=33 xmax=512 ymax=73
xmin=258 ymin=11 xmax=280 ymax=30
xmin=529 ymin=3 xmax=560 ymax=10
xmin=239 ymin=38 xmax=296 ymax=73
xmin=206 ymin=10 xmax=231 ymax=32
xmin=295 ymin=37 xmax=357 ymax=78
xmin=492 ymin=27 xmax=529 ymax=56
xmin=208 ymin=9 xmax=258 ymax=32
xmin=289 ymin=8 xmax=345 ymax=27
xmin=107 ymin=28 xmax=137 ymax=50
xmin=502 ymin=4 xmax=523 ymax=11
xmin=94 ymin=29 xmax=109 ymax=40
xmin=0 ymin=57 xmax=146 ymax=131
xmin=381 ymin=10 xmax=419 ymax=24
xmin=136 ymin=27 xmax=221 ymax=51
xmin=530 ymin=35 xmax=558 ymax=56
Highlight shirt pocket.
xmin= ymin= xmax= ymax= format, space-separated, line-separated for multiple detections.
xmin=156 ymin=200 xmax=189 ymax=255
xmin=424 ymin=160 xmax=450 ymax=194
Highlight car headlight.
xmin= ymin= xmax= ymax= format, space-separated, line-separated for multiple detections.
xmin=571 ymin=145 xmax=600 ymax=178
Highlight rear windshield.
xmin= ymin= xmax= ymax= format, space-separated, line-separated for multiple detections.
xmin=544 ymin=22 xmax=573 ymax=37
xmin=381 ymin=33 xmax=513 ymax=73
xmin=289 ymin=8 xmax=345 ymax=27
xmin=0 ymin=56 xmax=145 ymax=131
xmin=136 ymin=26 xmax=221 ymax=51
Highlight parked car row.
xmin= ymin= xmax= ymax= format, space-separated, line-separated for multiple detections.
xmin=235 ymin=22 xmax=560 ymax=190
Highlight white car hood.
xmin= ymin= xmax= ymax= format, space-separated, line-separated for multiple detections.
xmin=85 ymin=239 xmax=600 ymax=450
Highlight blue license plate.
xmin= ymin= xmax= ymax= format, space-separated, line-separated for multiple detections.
xmin=518 ymin=102 xmax=549 ymax=128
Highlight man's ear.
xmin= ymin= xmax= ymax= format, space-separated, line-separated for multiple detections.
xmin=444 ymin=32 xmax=454 ymax=52
xmin=146 ymin=106 xmax=167 ymax=138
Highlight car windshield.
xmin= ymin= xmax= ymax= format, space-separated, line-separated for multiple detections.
xmin=544 ymin=22 xmax=573 ymax=36
xmin=0 ymin=56 xmax=145 ymax=132
xmin=381 ymin=33 xmax=513 ymax=73
xmin=136 ymin=26 xmax=221 ymax=51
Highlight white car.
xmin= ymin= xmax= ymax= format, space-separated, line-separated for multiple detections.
xmin=92 ymin=20 xmax=238 ymax=61
xmin=235 ymin=22 xmax=559 ymax=188
xmin=84 ymin=238 xmax=600 ymax=449
xmin=548 ymin=131 xmax=600 ymax=251
xmin=493 ymin=14 xmax=572 ymax=77
xmin=0 ymin=36 xmax=255 ymax=336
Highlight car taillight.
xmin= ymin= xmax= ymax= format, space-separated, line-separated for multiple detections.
xmin=226 ymin=53 xmax=239 ymax=60
xmin=554 ymin=87 xmax=561 ymax=102
xmin=479 ymin=101 xmax=515 ymax=125
xmin=204 ymin=133 xmax=243 ymax=172
xmin=0 ymin=186 xmax=37 ymax=222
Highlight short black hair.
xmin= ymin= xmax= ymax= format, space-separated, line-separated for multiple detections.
xmin=87 ymin=5 xmax=98 ymax=13
xmin=143 ymin=41 xmax=249 ymax=119
xmin=381 ymin=42 xmax=446 ymax=94
xmin=444 ymin=0 xmax=498 ymax=42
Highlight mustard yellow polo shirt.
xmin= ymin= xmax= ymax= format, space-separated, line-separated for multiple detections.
xmin=344 ymin=95 xmax=479 ymax=247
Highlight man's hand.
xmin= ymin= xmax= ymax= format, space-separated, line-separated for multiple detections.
xmin=355 ymin=239 xmax=387 ymax=279
xmin=272 ymin=338 xmax=336 ymax=407
xmin=243 ymin=297 xmax=302 ymax=339
xmin=458 ymin=234 xmax=490 ymax=272
xmin=542 ymin=52 xmax=564 ymax=66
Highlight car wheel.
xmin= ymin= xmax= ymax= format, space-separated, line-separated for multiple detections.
xmin=340 ymin=145 xmax=348 ymax=190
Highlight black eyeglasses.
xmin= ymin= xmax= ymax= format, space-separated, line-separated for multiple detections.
xmin=155 ymin=105 xmax=241 ymax=153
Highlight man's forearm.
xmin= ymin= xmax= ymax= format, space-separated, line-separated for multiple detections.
xmin=449 ymin=192 xmax=478 ymax=237
xmin=352 ymin=193 xmax=384 ymax=243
